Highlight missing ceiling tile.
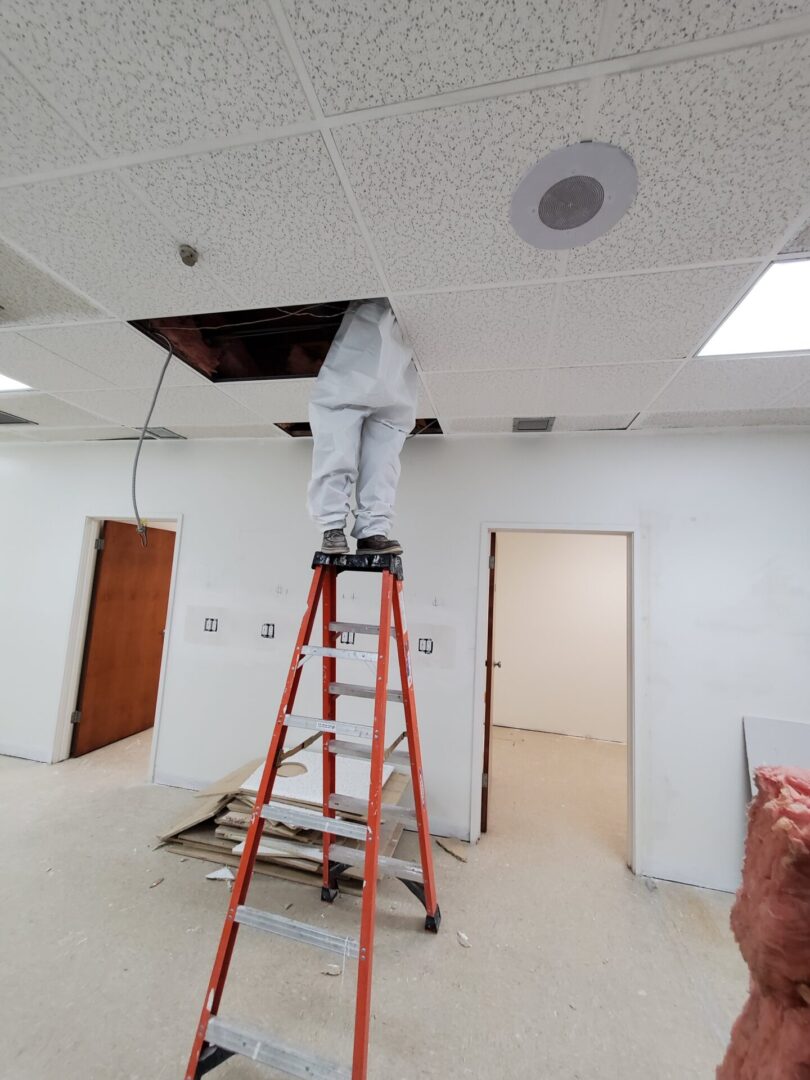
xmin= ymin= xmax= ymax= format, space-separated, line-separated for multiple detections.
xmin=275 ymin=418 xmax=444 ymax=438
xmin=0 ymin=409 xmax=36 ymax=425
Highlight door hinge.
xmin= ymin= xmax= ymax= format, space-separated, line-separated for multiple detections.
xmin=482 ymin=771 xmax=489 ymax=789
xmin=70 ymin=710 xmax=82 ymax=725
xmin=94 ymin=538 xmax=105 ymax=551
xmin=488 ymin=555 xmax=495 ymax=570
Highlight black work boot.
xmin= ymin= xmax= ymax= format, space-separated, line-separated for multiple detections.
xmin=321 ymin=529 xmax=349 ymax=554
xmin=357 ymin=535 xmax=403 ymax=555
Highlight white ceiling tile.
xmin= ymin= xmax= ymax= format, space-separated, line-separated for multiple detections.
xmin=441 ymin=417 xmax=515 ymax=434
xmin=172 ymin=424 xmax=286 ymax=439
xmin=128 ymin=138 xmax=381 ymax=308
xmin=55 ymin=385 xmax=264 ymax=428
xmin=609 ymin=1 xmax=810 ymax=55
xmin=635 ymin=407 xmax=810 ymax=430
xmin=781 ymin=219 xmax=810 ymax=255
xmin=15 ymin=424 xmax=138 ymax=442
xmin=284 ymin=0 xmax=602 ymax=114
xmin=335 ymin=85 xmax=587 ymax=291
xmin=567 ymin=39 xmax=810 ymax=274
xmin=0 ymin=1 xmax=311 ymax=157
xmin=424 ymin=362 xmax=678 ymax=417
xmin=648 ymin=356 xmax=810 ymax=413
xmin=396 ymin=285 xmax=557 ymax=372
xmin=20 ymin=323 xmax=205 ymax=389
xmin=0 ymin=53 xmax=92 ymax=179
xmin=0 ymin=332 xmax=110 ymax=391
xmin=548 ymin=266 xmax=755 ymax=365
xmin=774 ymin=377 xmax=810 ymax=408
xmin=0 ymin=241 xmax=103 ymax=326
xmin=0 ymin=171 xmax=233 ymax=319
xmin=553 ymin=413 xmax=636 ymax=430
xmin=0 ymin=391 xmax=113 ymax=426
xmin=218 ymin=379 xmax=314 ymax=423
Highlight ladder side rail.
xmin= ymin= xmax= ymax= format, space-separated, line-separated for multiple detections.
xmin=392 ymin=578 xmax=440 ymax=920
xmin=185 ymin=565 xmax=327 ymax=1080
xmin=321 ymin=569 xmax=338 ymax=896
xmin=351 ymin=571 xmax=394 ymax=1080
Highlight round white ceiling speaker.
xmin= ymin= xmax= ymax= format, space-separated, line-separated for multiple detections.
xmin=509 ymin=142 xmax=637 ymax=250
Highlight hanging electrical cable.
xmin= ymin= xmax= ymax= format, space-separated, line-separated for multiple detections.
xmin=131 ymin=331 xmax=174 ymax=547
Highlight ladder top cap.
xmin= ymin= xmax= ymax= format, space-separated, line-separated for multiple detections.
xmin=312 ymin=551 xmax=404 ymax=580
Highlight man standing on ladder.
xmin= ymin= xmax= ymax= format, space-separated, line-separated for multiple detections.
xmin=307 ymin=298 xmax=418 ymax=556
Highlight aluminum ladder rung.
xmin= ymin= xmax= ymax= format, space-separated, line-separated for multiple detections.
xmin=262 ymin=800 xmax=369 ymax=841
xmin=300 ymin=645 xmax=379 ymax=662
xmin=329 ymin=680 xmax=403 ymax=703
xmin=284 ymin=713 xmax=372 ymax=740
xmin=329 ymin=792 xmax=418 ymax=828
xmin=236 ymin=837 xmax=424 ymax=882
xmin=235 ymin=905 xmax=360 ymax=958
xmin=327 ymin=739 xmax=411 ymax=774
xmin=329 ymin=620 xmax=395 ymax=637
xmin=205 ymin=1017 xmax=350 ymax=1080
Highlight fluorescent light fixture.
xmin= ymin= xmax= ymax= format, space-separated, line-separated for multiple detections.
xmin=0 ymin=372 xmax=30 ymax=392
xmin=699 ymin=258 xmax=810 ymax=356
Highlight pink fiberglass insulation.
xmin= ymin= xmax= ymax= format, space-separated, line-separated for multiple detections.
xmin=718 ymin=766 xmax=810 ymax=1078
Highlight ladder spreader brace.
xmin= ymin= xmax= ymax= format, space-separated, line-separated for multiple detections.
xmin=185 ymin=551 xmax=441 ymax=1080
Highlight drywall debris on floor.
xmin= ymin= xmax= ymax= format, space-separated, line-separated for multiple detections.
xmin=718 ymin=766 xmax=810 ymax=1077
xmin=457 ymin=931 xmax=471 ymax=948
xmin=205 ymin=867 xmax=235 ymax=882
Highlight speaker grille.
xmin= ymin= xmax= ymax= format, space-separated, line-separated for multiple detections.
xmin=538 ymin=175 xmax=605 ymax=231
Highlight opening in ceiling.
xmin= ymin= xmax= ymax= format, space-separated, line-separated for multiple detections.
xmin=276 ymin=417 xmax=444 ymax=438
xmin=0 ymin=409 xmax=36 ymax=425
xmin=130 ymin=301 xmax=354 ymax=383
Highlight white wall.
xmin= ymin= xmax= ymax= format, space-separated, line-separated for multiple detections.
xmin=1 ymin=429 xmax=809 ymax=891
xmin=493 ymin=530 xmax=628 ymax=742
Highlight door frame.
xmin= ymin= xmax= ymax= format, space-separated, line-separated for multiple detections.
xmin=53 ymin=514 xmax=183 ymax=780
xmin=470 ymin=521 xmax=641 ymax=874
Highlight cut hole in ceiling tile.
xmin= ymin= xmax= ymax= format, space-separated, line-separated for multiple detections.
xmin=275 ymin=418 xmax=444 ymax=438
xmin=0 ymin=409 xmax=37 ymax=426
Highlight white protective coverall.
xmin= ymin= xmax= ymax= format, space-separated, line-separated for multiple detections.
xmin=307 ymin=299 xmax=419 ymax=540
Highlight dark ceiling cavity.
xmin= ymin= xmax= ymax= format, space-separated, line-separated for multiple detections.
xmin=130 ymin=302 xmax=352 ymax=383
xmin=276 ymin=418 xmax=444 ymax=438
xmin=0 ymin=409 xmax=36 ymax=425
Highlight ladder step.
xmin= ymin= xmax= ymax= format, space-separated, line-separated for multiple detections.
xmin=235 ymin=906 xmax=360 ymax=958
xmin=262 ymin=800 xmax=369 ymax=841
xmin=329 ymin=681 xmax=403 ymax=703
xmin=329 ymin=792 xmax=418 ymax=828
xmin=284 ymin=714 xmax=373 ymax=740
xmin=300 ymin=645 xmax=379 ymax=662
xmin=328 ymin=739 xmax=411 ymax=773
xmin=235 ymin=837 xmax=424 ymax=882
xmin=205 ymin=1017 xmax=350 ymax=1080
xmin=329 ymin=620 xmax=395 ymax=637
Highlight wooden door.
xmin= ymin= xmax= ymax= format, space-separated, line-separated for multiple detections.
xmin=481 ymin=531 xmax=497 ymax=833
xmin=71 ymin=520 xmax=175 ymax=757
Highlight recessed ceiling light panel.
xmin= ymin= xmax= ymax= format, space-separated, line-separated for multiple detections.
xmin=510 ymin=142 xmax=637 ymax=250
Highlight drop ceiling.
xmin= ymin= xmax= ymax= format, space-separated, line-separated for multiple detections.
xmin=1 ymin=1 xmax=810 ymax=442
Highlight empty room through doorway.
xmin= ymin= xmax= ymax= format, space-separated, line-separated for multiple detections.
xmin=485 ymin=530 xmax=631 ymax=862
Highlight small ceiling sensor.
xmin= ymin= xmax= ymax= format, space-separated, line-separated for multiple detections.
xmin=510 ymin=142 xmax=637 ymax=250
xmin=178 ymin=243 xmax=200 ymax=267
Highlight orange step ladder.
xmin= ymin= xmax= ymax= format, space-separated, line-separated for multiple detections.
xmin=185 ymin=551 xmax=441 ymax=1080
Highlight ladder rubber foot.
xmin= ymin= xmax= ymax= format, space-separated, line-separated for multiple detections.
xmin=424 ymin=906 xmax=441 ymax=933
xmin=321 ymin=885 xmax=339 ymax=903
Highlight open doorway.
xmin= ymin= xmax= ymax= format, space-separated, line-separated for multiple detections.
xmin=70 ymin=520 xmax=176 ymax=758
xmin=481 ymin=529 xmax=632 ymax=865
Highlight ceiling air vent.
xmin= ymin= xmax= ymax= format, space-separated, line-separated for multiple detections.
xmin=513 ymin=417 xmax=555 ymax=432
xmin=0 ymin=410 xmax=36 ymax=425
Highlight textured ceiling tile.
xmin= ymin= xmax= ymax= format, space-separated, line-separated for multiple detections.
xmin=128 ymin=139 xmax=381 ymax=308
xmin=0 ymin=53 xmax=92 ymax=179
xmin=21 ymin=323 xmax=206 ymax=389
xmin=0 ymin=331 xmax=111 ymax=391
xmin=424 ymin=362 xmax=678 ymax=416
xmin=610 ymin=1 xmax=810 ymax=54
xmin=0 ymin=171 xmax=232 ymax=319
xmin=15 ymin=424 xmax=138 ymax=441
xmin=648 ymin=357 xmax=810 ymax=413
xmin=0 ymin=0 xmax=311 ymax=157
xmin=55 ymin=385 xmax=263 ymax=428
xmin=0 ymin=391 xmax=113 ymax=426
xmin=0 ymin=241 xmax=103 ymax=326
xmin=547 ymin=266 xmax=755 ymax=365
xmin=284 ymin=0 xmax=602 ymax=114
xmin=553 ymin=413 xmax=636 ymax=430
xmin=396 ymin=285 xmax=557 ymax=372
xmin=218 ymin=378 xmax=314 ymax=422
xmin=172 ymin=423 xmax=286 ymax=439
xmin=635 ymin=407 xmax=810 ymax=429
xmin=441 ymin=417 xmax=514 ymax=434
xmin=775 ymin=377 xmax=810 ymax=408
xmin=335 ymin=85 xmax=586 ymax=291
xmin=781 ymin=219 xmax=810 ymax=254
xmin=568 ymin=39 xmax=810 ymax=274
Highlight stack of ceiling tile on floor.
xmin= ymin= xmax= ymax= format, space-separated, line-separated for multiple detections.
xmin=158 ymin=752 xmax=410 ymax=893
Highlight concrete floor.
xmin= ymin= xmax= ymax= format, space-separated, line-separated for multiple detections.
xmin=0 ymin=726 xmax=747 ymax=1080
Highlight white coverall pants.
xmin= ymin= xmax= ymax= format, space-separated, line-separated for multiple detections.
xmin=307 ymin=299 xmax=418 ymax=540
